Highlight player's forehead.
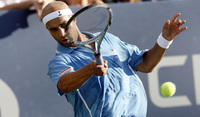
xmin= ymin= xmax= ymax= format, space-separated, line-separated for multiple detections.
xmin=46 ymin=16 xmax=71 ymax=28
xmin=43 ymin=8 xmax=73 ymax=26
xmin=41 ymin=1 xmax=70 ymax=18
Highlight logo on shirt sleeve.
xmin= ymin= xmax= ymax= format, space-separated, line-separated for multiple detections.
xmin=59 ymin=66 xmax=72 ymax=76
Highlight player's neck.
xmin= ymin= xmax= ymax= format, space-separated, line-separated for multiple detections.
xmin=82 ymin=34 xmax=95 ymax=49
xmin=89 ymin=42 xmax=95 ymax=50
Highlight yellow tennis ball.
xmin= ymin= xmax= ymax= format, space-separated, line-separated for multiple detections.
xmin=161 ymin=82 xmax=176 ymax=97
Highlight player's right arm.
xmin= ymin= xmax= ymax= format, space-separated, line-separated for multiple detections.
xmin=57 ymin=60 xmax=108 ymax=93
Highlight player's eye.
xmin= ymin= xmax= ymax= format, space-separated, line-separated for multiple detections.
xmin=60 ymin=23 xmax=67 ymax=29
xmin=49 ymin=28 xmax=58 ymax=32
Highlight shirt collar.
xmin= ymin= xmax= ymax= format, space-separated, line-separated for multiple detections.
xmin=56 ymin=43 xmax=76 ymax=54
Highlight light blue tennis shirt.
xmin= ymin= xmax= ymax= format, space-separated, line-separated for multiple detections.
xmin=48 ymin=33 xmax=148 ymax=117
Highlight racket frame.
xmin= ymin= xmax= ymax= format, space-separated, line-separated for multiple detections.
xmin=65 ymin=3 xmax=113 ymax=65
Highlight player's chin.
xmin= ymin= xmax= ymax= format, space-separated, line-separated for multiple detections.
xmin=60 ymin=42 xmax=77 ymax=48
xmin=70 ymin=43 xmax=78 ymax=47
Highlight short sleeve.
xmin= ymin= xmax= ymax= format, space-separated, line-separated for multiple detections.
xmin=47 ymin=56 xmax=75 ymax=95
xmin=123 ymin=42 xmax=148 ymax=71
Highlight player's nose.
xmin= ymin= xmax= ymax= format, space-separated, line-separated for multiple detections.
xmin=59 ymin=27 xmax=66 ymax=37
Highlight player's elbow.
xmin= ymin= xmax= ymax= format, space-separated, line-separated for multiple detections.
xmin=57 ymin=81 xmax=72 ymax=93
xmin=145 ymin=65 xmax=157 ymax=73
xmin=137 ymin=63 xmax=156 ymax=73
xmin=141 ymin=68 xmax=154 ymax=73
xmin=138 ymin=64 xmax=156 ymax=73
xmin=146 ymin=67 xmax=154 ymax=73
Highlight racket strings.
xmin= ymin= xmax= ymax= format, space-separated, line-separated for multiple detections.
xmin=66 ymin=22 xmax=81 ymax=42
xmin=76 ymin=7 xmax=110 ymax=33
xmin=65 ymin=4 xmax=112 ymax=47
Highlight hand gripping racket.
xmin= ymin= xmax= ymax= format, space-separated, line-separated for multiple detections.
xmin=65 ymin=3 xmax=113 ymax=65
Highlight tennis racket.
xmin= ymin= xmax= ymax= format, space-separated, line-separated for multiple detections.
xmin=65 ymin=3 xmax=113 ymax=65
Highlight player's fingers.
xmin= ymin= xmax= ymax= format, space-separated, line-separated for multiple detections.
xmin=95 ymin=66 xmax=107 ymax=76
xmin=176 ymin=19 xmax=182 ymax=25
xmin=180 ymin=26 xmax=188 ymax=32
xmin=180 ymin=20 xmax=186 ymax=26
xmin=182 ymin=20 xmax=186 ymax=24
xmin=163 ymin=20 xmax=170 ymax=31
xmin=103 ymin=60 xmax=108 ymax=68
xmin=171 ymin=13 xmax=181 ymax=22
xmin=176 ymin=20 xmax=186 ymax=30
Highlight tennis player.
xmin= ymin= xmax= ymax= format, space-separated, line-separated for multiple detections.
xmin=42 ymin=1 xmax=187 ymax=117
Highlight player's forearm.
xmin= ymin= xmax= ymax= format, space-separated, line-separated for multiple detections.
xmin=57 ymin=63 xmax=94 ymax=93
xmin=137 ymin=43 xmax=166 ymax=73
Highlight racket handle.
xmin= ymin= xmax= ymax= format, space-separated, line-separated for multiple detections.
xmin=94 ymin=53 xmax=104 ymax=65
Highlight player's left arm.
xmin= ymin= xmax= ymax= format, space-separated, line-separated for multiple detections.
xmin=137 ymin=13 xmax=187 ymax=73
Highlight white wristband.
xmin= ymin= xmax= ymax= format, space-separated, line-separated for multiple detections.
xmin=157 ymin=33 xmax=173 ymax=49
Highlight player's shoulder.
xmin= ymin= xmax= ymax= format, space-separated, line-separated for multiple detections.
xmin=48 ymin=53 xmax=70 ymax=67
xmin=104 ymin=32 xmax=121 ymax=42
xmin=48 ymin=44 xmax=76 ymax=65
xmin=105 ymin=32 xmax=118 ymax=38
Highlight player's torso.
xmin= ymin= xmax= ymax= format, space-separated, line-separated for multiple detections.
xmin=62 ymin=35 xmax=147 ymax=116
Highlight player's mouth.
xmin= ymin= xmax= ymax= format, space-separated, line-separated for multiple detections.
xmin=61 ymin=39 xmax=75 ymax=47
xmin=62 ymin=39 xmax=69 ymax=43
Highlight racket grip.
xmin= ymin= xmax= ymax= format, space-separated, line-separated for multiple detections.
xmin=94 ymin=53 xmax=104 ymax=66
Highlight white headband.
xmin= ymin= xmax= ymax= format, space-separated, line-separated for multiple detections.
xmin=42 ymin=9 xmax=73 ymax=25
